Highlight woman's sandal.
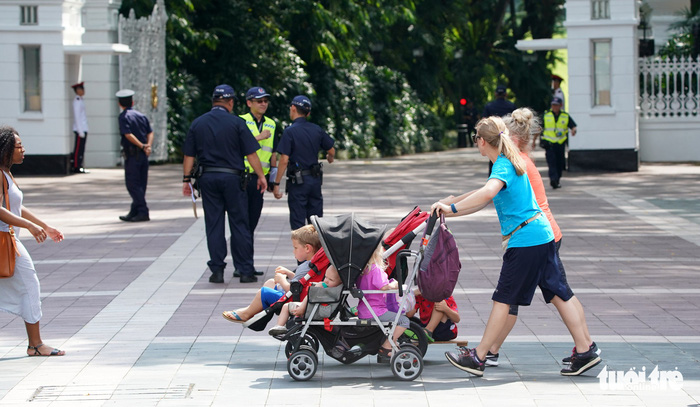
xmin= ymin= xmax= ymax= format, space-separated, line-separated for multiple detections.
xmin=27 ymin=343 xmax=65 ymax=357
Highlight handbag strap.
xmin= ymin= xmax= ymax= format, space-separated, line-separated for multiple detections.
xmin=1 ymin=172 xmax=9 ymax=212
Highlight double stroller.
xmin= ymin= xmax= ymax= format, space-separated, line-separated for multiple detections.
xmin=244 ymin=208 xmax=438 ymax=381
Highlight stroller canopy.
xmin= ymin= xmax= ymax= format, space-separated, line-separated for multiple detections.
xmin=311 ymin=214 xmax=387 ymax=288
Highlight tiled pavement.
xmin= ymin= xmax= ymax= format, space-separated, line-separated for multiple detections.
xmin=1 ymin=148 xmax=699 ymax=406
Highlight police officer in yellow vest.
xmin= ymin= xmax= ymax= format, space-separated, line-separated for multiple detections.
xmin=541 ymin=97 xmax=577 ymax=189
xmin=237 ymin=86 xmax=277 ymax=277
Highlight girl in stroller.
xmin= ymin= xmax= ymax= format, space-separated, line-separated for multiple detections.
xmin=356 ymin=243 xmax=410 ymax=362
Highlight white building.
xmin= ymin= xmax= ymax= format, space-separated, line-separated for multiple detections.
xmin=0 ymin=0 xmax=128 ymax=175
xmin=518 ymin=0 xmax=697 ymax=170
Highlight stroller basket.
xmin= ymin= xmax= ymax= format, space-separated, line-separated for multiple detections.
xmin=305 ymin=285 xmax=343 ymax=320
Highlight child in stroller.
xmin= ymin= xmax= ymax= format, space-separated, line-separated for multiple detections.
xmin=269 ymin=265 xmax=341 ymax=336
xmin=279 ymin=213 xmax=426 ymax=381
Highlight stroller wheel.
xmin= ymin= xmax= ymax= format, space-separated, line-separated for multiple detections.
xmin=287 ymin=349 xmax=318 ymax=381
xmin=398 ymin=321 xmax=429 ymax=357
xmin=285 ymin=332 xmax=319 ymax=358
xmin=390 ymin=344 xmax=423 ymax=381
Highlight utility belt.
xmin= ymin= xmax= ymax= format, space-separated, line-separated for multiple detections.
xmin=287 ymin=163 xmax=323 ymax=185
xmin=122 ymin=144 xmax=145 ymax=158
xmin=200 ymin=166 xmax=250 ymax=190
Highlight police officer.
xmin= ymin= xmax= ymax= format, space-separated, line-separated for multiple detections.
xmin=117 ymin=89 xmax=153 ymax=222
xmin=482 ymin=85 xmax=516 ymax=118
xmin=71 ymin=82 xmax=89 ymax=174
xmin=235 ymin=86 xmax=277 ymax=277
xmin=272 ymin=95 xmax=335 ymax=230
xmin=182 ymin=84 xmax=267 ymax=284
xmin=541 ymin=97 xmax=577 ymax=189
xmin=483 ymin=84 xmax=516 ymax=174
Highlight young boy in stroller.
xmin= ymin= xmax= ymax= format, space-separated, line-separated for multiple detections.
xmin=267 ymin=213 xmax=428 ymax=381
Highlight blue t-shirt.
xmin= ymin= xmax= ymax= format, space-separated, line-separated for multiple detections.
xmin=183 ymin=106 xmax=260 ymax=171
xmin=277 ymin=117 xmax=334 ymax=170
xmin=488 ymin=155 xmax=553 ymax=248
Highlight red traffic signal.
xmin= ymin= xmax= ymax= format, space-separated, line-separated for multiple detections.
xmin=459 ymin=98 xmax=467 ymax=106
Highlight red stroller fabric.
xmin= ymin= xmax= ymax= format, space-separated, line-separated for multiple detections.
xmin=382 ymin=206 xmax=429 ymax=278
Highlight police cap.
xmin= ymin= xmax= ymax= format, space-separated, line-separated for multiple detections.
xmin=246 ymin=87 xmax=270 ymax=100
xmin=495 ymin=85 xmax=507 ymax=95
xmin=212 ymin=84 xmax=235 ymax=99
xmin=291 ymin=95 xmax=312 ymax=112
xmin=551 ymin=97 xmax=563 ymax=105
xmin=116 ymin=89 xmax=135 ymax=98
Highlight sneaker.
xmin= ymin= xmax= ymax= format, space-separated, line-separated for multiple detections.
xmin=268 ymin=325 xmax=287 ymax=336
xmin=562 ymin=342 xmax=601 ymax=364
xmin=445 ymin=349 xmax=485 ymax=377
xmin=485 ymin=351 xmax=499 ymax=367
xmin=560 ymin=348 xmax=601 ymax=376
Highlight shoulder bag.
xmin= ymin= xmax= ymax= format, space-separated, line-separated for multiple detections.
xmin=0 ymin=174 xmax=20 ymax=278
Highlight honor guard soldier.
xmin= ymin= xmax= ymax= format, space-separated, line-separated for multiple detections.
xmin=541 ymin=97 xmax=577 ymax=189
xmin=552 ymin=74 xmax=565 ymax=110
xmin=235 ymin=86 xmax=277 ymax=277
xmin=71 ymin=82 xmax=89 ymax=173
xmin=272 ymin=95 xmax=335 ymax=230
xmin=116 ymin=89 xmax=153 ymax=222
xmin=182 ymin=84 xmax=267 ymax=284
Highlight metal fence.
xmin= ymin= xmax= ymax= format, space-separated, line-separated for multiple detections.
xmin=639 ymin=56 xmax=700 ymax=118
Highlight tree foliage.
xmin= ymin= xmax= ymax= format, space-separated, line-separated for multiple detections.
xmin=120 ymin=0 xmax=563 ymax=159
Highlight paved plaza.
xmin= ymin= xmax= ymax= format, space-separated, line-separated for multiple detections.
xmin=1 ymin=148 xmax=699 ymax=406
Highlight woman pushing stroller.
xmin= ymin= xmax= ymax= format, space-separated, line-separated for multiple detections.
xmin=431 ymin=116 xmax=600 ymax=377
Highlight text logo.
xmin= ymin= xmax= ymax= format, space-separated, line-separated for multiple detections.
xmin=598 ymin=365 xmax=684 ymax=390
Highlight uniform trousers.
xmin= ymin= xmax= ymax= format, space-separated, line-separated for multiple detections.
xmin=246 ymin=174 xmax=264 ymax=232
xmin=286 ymin=175 xmax=323 ymax=230
xmin=124 ymin=151 xmax=149 ymax=217
xmin=545 ymin=142 xmax=567 ymax=185
xmin=199 ymin=172 xmax=255 ymax=277
xmin=72 ymin=131 xmax=87 ymax=170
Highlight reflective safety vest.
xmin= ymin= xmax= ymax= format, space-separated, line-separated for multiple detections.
xmin=240 ymin=113 xmax=276 ymax=175
xmin=542 ymin=111 xmax=570 ymax=145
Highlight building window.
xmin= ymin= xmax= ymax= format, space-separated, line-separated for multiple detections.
xmin=22 ymin=46 xmax=42 ymax=112
xmin=20 ymin=6 xmax=38 ymax=25
xmin=593 ymin=40 xmax=611 ymax=106
xmin=591 ymin=0 xmax=610 ymax=20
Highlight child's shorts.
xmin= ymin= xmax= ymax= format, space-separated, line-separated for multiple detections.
xmin=371 ymin=311 xmax=410 ymax=329
xmin=431 ymin=319 xmax=457 ymax=341
xmin=492 ymin=241 xmax=553 ymax=306
xmin=260 ymin=286 xmax=285 ymax=308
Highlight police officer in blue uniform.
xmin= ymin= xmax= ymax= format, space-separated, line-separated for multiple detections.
xmin=182 ymin=84 xmax=267 ymax=284
xmin=117 ymin=89 xmax=153 ymax=222
xmin=272 ymin=95 xmax=335 ymax=230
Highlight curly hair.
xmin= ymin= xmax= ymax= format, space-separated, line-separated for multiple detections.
xmin=0 ymin=125 xmax=18 ymax=170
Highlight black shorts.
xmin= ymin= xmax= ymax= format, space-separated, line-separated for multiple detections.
xmin=431 ymin=319 xmax=457 ymax=341
xmin=492 ymin=241 xmax=553 ymax=306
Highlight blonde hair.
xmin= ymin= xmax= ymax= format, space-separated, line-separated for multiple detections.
xmin=476 ymin=116 xmax=527 ymax=176
xmin=363 ymin=241 xmax=387 ymax=275
xmin=291 ymin=225 xmax=321 ymax=252
xmin=503 ymin=108 xmax=542 ymax=154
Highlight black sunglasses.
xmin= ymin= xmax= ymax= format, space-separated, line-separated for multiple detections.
xmin=471 ymin=134 xmax=481 ymax=144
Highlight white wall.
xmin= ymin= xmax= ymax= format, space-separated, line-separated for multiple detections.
xmin=81 ymin=0 xmax=122 ymax=167
xmin=639 ymin=118 xmax=700 ymax=161
xmin=565 ymin=0 xmax=639 ymax=153
xmin=0 ymin=0 xmax=71 ymax=156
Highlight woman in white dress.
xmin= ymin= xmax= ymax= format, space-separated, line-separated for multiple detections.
xmin=0 ymin=125 xmax=65 ymax=356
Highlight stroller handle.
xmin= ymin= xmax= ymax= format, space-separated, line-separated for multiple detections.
xmin=423 ymin=212 xmax=439 ymax=244
xmin=396 ymin=249 xmax=412 ymax=297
